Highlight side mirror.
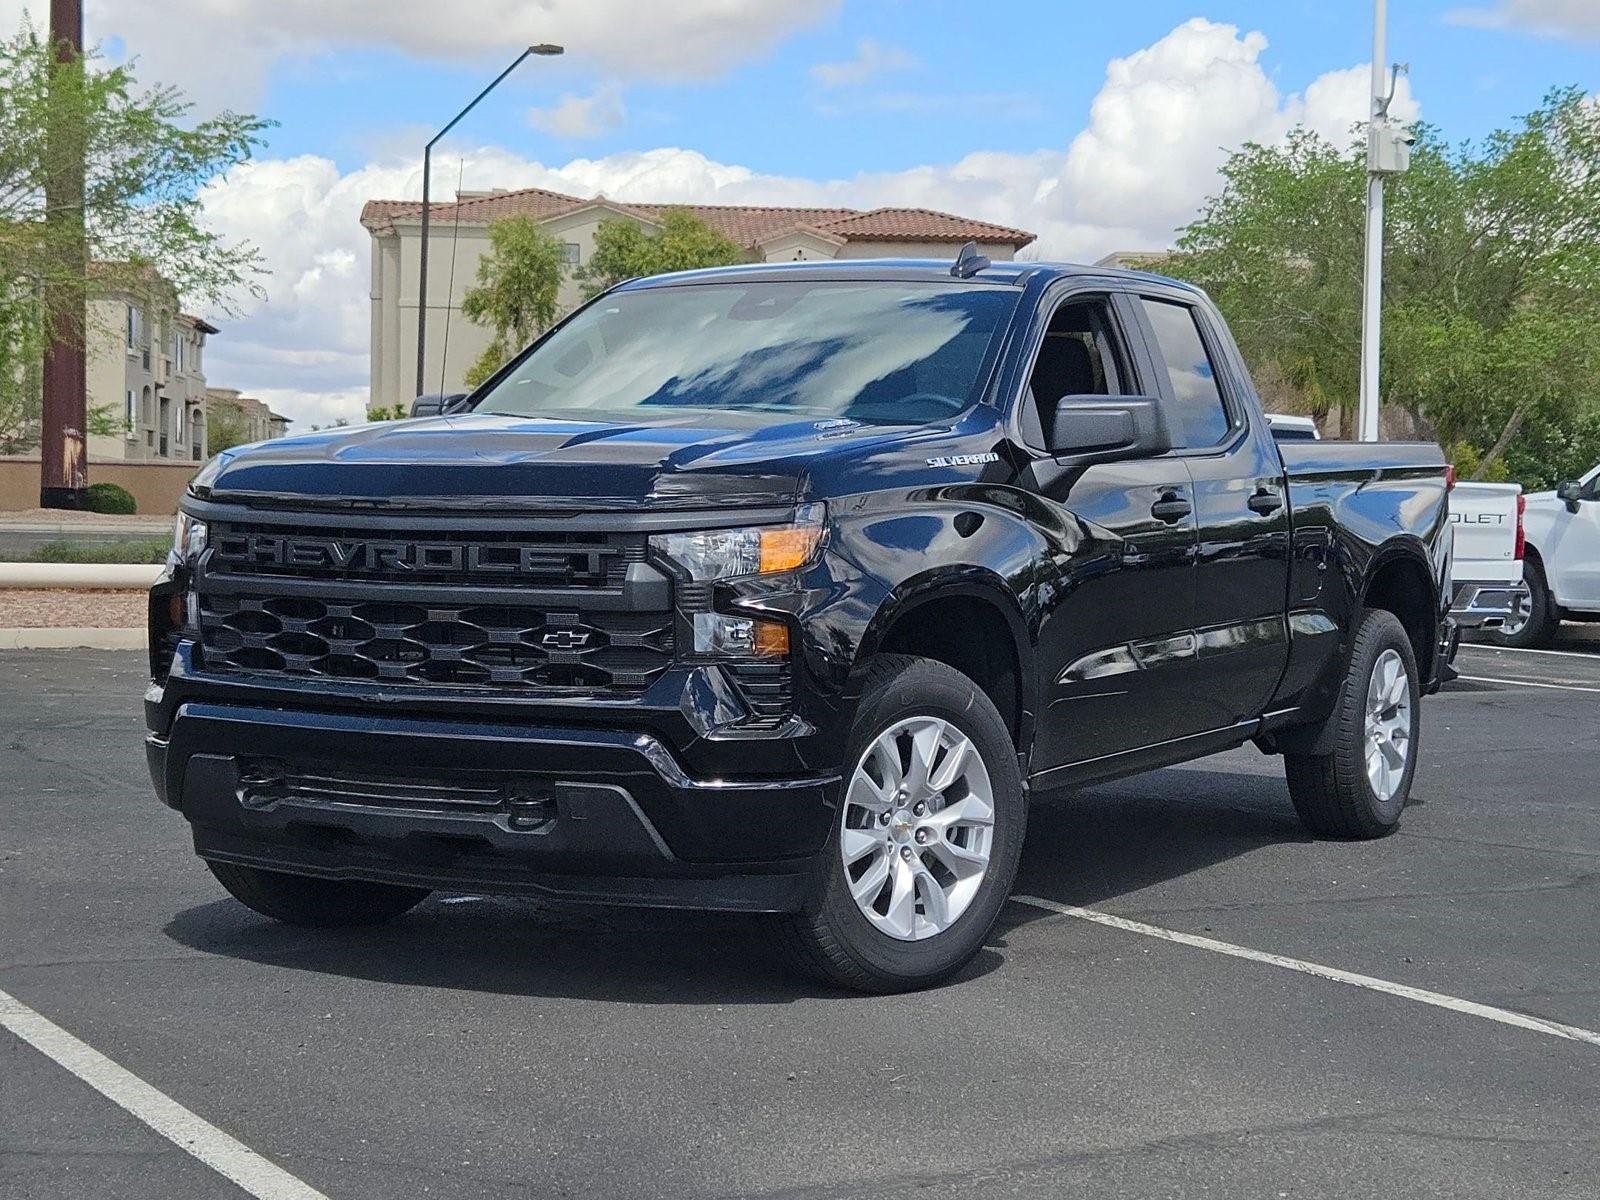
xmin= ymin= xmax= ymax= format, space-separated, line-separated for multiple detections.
xmin=1049 ymin=396 xmax=1172 ymax=462
xmin=1555 ymin=480 xmax=1583 ymax=512
xmin=410 ymin=392 xmax=469 ymax=418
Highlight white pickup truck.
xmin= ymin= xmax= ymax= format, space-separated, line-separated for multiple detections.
xmin=1449 ymin=480 xmax=1529 ymax=636
xmin=1484 ymin=462 xmax=1600 ymax=647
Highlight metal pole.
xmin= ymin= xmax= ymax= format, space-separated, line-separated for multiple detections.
xmin=1357 ymin=0 xmax=1386 ymax=443
xmin=414 ymin=44 xmax=562 ymax=400
xmin=39 ymin=0 xmax=87 ymax=508
xmin=415 ymin=145 xmax=431 ymax=399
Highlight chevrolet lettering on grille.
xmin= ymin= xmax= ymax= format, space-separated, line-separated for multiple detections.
xmin=211 ymin=533 xmax=614 ymax=579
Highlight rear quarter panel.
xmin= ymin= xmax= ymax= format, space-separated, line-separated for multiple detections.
xmin=1270 ymin=441 xmax=1450 ymax=718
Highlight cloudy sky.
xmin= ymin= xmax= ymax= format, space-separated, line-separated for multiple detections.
xmin=3 ymin=0 xmax=1596 ymax=427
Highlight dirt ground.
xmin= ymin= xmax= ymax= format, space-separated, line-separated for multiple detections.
xmin=0 ymin=589 xmax=147 ymax=627
xmin=0 ymin=509 xmax=168 ymax=527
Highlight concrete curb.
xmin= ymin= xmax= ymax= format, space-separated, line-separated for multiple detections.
xmin=0 ymin=563 xmax=163 ymax=589
xmin=0 ymin=627 xmax=147 ymax=650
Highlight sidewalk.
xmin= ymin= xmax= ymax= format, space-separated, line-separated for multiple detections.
xmin=0 ymin=508 xmax=172 ymax=535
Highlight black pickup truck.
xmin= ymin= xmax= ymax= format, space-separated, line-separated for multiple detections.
xmin=147 ymin=257 xmax=1453 ymax=991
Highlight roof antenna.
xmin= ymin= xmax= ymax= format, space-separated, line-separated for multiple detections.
xmin=951 ymin=240 xmax=990 ymax=279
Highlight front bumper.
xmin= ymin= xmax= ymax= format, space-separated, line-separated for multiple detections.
xmin=148 ymin=701 xmax=838 ymax=913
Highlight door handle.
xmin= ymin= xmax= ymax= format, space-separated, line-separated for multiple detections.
xmin=1247 ymin=489 xmax=1283 ymax=516
xmin=1150 ymin=494 xmax=1192 ymax=523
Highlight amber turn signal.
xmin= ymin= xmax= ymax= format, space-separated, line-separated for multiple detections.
xmin=753 ymin=619 xmax=791 ymax=657
xmin=758 ymin=527 xmax=822 ymax=575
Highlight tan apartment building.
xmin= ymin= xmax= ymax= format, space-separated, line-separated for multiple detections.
xmin=85 ymin=271 xmax=218 ymax=463
xmin=361 ymin=187 xmax=1036 ymax=410
xmin=205 ymin=388 xmax=291 ymax=445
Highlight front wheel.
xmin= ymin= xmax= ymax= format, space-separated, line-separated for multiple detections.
xmin=783 ymin=654 xmax=1026 ymax=992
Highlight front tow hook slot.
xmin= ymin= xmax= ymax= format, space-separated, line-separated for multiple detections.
xmin=506 ymin=796 xmax=556 ymax=830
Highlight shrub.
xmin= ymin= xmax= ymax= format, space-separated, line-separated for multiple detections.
xmin=83 ymin=482 xmax=137 ymax=514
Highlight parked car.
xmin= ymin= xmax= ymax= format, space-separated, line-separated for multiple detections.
xmin=147 ymin=257 xmax=1452 ymax=992
xmin=1265 ymin=413 xmax=1320 ymax=440
xmin=1448 ymin=479 xmax=1529 ymax=635
xmin=1484 ymin=461 xmax=1600 ymax=647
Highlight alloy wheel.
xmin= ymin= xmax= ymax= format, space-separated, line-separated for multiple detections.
xmin=838 ymin=716 xmax=995 ymax=941
xmin=1364 ymin=648 xmax=1413 ymax=803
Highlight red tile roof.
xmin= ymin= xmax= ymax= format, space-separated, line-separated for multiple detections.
xmin=809 ymin=207 xmax=1035 ymax=246
xmin=361 ymin=185 xmax=1035 ymax=250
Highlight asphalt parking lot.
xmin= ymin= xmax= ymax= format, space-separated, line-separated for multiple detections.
xmin=3 ymin=636 xmax=1598 ymax=1200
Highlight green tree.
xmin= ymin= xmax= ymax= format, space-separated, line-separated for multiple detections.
xmin=576 ymin=208 xmax=745 ymax=299
xmin=460 ymin=215 xmax=565 ymax=386
xmin=1160 ymin=89 xmax=1600 ymax=486
xmin=365 ymin=402 xmax=408 ymax=421
xmin=203 ymin=400 xmax=254 ymax=455
xmin=0 ymin=23 xmax=269 ymax=449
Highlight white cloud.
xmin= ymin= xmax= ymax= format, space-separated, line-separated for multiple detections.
xmin=1446 ymin=0 xmax=1600 ymax=39
xmin=810 ymin=38 xmax=919 ymax=88
xmin=0 ymin=0 xmax=838 ymax=110
xmin=529 ymin=84 xmax=626 ymax=139
xmin=1291 ymin=64 xmax=1420 ymax=148
xmin=195 ymin=18 xmax=1416 ymax=427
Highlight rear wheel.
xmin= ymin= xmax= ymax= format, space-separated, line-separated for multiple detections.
xmin=1483 ymin=556 xmax=1556 ymax=649
xmin=207 ymin=862 xmax=430 ymax=927
xmin=1285 ymin=608 xmax=1419 ymax=839
xmin=783 ymin=655 xmax=1025 ymax=992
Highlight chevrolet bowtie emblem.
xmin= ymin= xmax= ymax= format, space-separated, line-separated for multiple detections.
xmin=541 ymin=630 xmax=591 ymax=650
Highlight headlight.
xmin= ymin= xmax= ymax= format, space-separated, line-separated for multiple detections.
xmin=649 ymin=504 xmax=825 ymax=583
xmin=172 ymin=511 xmax=208 ymax=564
xmin=650 ymin=505 xmax=822 ymax=659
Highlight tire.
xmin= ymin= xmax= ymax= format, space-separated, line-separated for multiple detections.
xmin=783 ymin=654 xmax=1026 ymax=993
xmin=1483 ymin=555 xmax=1557 ymax=649
xmin=1284 ymin=608 xmax=1420 ymax=839
xmin=206 ymin=861 xmax=430 ymax=927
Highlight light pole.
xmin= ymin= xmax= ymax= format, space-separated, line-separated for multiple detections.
xmin=39 ymin=0 xmax=86 ymax=508
xmin=415 ymin=43 xmax=563 ymax=400
xmin=1357 ymin=0 xmax=1411 ymax=442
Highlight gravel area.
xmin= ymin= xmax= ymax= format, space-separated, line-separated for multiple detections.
xmin=0 ymin=589 xmax=147 ymax=627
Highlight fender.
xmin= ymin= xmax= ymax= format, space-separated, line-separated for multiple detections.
xmin=855 ymin=566 xmax=1038 ymax=763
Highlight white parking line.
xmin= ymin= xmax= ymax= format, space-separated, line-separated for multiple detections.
xmin=1457 ymin=644 xmax=1600 ymax=662
xmin=1010 ymin=895 xmax=1600 ymax=1049
xmin=0 ymin=985 xmax=330 ymax=1200
xmin=1455 ymin=674 xmax=1600 ymax=694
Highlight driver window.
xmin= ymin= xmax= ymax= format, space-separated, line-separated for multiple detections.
xmin=1022 ymin=299 xmax=1125 ymax=448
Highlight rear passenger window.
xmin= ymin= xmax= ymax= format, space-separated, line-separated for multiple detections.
xmin=1140 ymin=299 xmax=1232 ymax=448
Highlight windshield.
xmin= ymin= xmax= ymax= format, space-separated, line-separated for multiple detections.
xmin=472 ymin=279 xmax=1018 ymax=427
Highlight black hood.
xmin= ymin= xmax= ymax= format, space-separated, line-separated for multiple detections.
xmin=198 ymin=412 xmax=913 ymax=511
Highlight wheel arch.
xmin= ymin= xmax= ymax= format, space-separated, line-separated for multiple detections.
xmin=1360 ymin=541 xmax=1438 ymax=683
xmin=855 ymin=569 xmax=1036 ymax=756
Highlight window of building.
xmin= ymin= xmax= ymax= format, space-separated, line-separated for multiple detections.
xmin=1139 ymin=298 xmax=1231 ymax=449
xmin=125 ymin=389 xmax=135 ymax=431
xmin=561 ymin=242 xmax=581 ymax=266
xmin=173 ymin=330 xmax=185 ymax=374
xmin=125 ymin=304 xmax=139 ymax=351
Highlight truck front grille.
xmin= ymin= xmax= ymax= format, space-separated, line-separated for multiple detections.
xmin=194 ymin=519 xmax=673 ymax=695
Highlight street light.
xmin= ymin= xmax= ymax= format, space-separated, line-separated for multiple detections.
xmin=1357 ymin=0 xmax=1412 ymax=442
xmin=415 ymin=43 xmax=564 ymax=399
